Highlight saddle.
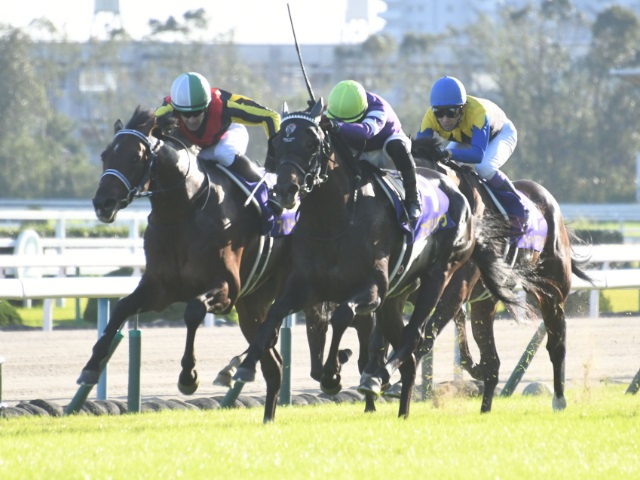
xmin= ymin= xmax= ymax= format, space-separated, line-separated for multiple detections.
xmin=439 ymin=162 xmax=548 ymax=255
xmin=361 ymin=161 xmax=458 ymax=295
xmin=215 ymin=164 xmax=299 ymax=238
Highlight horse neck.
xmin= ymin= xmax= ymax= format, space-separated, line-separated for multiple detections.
xmin=148 ymin=147 xmax=206 ymax=223
xmin=299 ymin=160 xmax=354 ymax=231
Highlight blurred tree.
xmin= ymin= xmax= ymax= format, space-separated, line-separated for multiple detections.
xmin=584 ymin=6 xmax=640 ymax=202
xmin=0 ymin=27 xmax=97 ymax=198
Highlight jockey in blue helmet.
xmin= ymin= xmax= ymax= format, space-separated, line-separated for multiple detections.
xmin=417 ymin=76 xmax=528 ymax=232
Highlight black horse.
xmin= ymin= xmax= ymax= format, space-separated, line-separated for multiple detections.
xmin=406 ymin=136 xmax=593 ymax=412
xmin=78 ymin=107 xmax=372 ymax=419
xmin=232 ymin=100 xmax=526 ymax=420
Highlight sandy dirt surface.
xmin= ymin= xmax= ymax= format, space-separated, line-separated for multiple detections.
xmin=1 ymin=316 xmax=639 ymax=407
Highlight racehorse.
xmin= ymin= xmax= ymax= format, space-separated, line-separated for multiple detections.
xmin=408 ymin=136 xmax=592 ymax=412
xmin=78 ymin=106 xmax=373 ymax=418
xmin=232 ymin=100 xmax=527 ymax=420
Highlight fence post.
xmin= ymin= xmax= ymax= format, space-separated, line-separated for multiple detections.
xmin=500 ymin=321 xmax=547 ymax=397
xmin=128 ymin=316 xmax=142 ymax=413
xmin=625 ymin=367 xmax=640 ymax=395
xmin=97 ymin=298 xmax=110 ymax=400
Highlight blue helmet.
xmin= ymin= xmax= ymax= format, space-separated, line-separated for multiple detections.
xmin=430 ymin=76 xmax=467 ymax=107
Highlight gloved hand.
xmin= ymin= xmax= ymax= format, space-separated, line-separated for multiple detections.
xmin=319 ymin=115 xmax=340 ymax=133
xmin=434 ymin=148 xmax=451 ymax=163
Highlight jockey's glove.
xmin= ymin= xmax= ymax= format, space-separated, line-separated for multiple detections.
xmin=319 ymin=115 xmax=340 ymax=133
xmin=435 ymin=148 xmax=452 ymax=163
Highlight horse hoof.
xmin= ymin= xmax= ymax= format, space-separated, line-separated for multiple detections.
xmin=321 ymin=375 xmax=342 ymax=396
xmin=338 ymin=348 xmax=353 ymax=364
xmin=233 ymin=367 xmax=255 ymax=383
xmin=382 ymin=382 xmax=402 ymax=399
xmin=357 ymin=377 xmax=382 ymax=398
xmin=552 ymin=395 xmax=567 ymax=411
xmin=177 ymin=371 xmax=199 ymax=395
xmin=213 ymin=371 xmax=234 ymax=388
xmin=178 ymin=380 xmax=199 ymax=395
xmin=77 ymin=369 xmax=99 ymax=386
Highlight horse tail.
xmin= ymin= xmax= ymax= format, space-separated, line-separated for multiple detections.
xmin=567 ymin=228 xmax=596 ymax=285
xmin=471 ymin=212 xmax=531 ymax=309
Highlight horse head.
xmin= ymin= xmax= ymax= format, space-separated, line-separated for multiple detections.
xmin=271 ymin=99 xmax=330 ymax=209
xmin=93 ymin=106 xmax=161 ymax=223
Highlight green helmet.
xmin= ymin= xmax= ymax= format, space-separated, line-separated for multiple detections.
xmin=326 ymin=80 xmax=368 ymax=123
xmin=170 ymin=72 xmax=212 ymax=112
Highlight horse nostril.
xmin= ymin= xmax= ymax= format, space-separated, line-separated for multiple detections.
xmin=93 ymin=197 xmax=116 ymax=213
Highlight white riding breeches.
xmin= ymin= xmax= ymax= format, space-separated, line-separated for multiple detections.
xmin=447 ymin=118 xmax=517 ymax=180
xmin=197 ymin=123 xmax=249 ymax=167
xmin=352 ymin=132 xmax=412 ymax=170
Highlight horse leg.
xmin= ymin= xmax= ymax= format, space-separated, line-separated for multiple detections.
xmin=177 ymin=299 xmax=207 ymax=395
xmin=468 ymin=297 xmax=500 ymax=413
xmin=305 ymin=304 xmax=331 ymax=383
xmin=358 ymin=297 xmax=406 ymax=398
xmin=353 ymin=313 xmax=377 ymax=412
xmin=260 ymin=346 xmax=283 ymax=423
xmin=397 ymin=351 xmax=417 ymax=418
xmin=321 ymin=278 xmax=384 ymax=396
xmin=234 ymin=281 xmax=310 ymax=383
xmin=454 ymin=308 xmax=476 ymax=375
xmin=320 ymin=302 xmax=357 ymax=395
xmin=540 ymin=295 xmax=567 ymax=411
xmin=77 ymin=283 xmax=155 ymax=385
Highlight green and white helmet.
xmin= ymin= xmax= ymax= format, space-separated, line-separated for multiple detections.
xmin=326 ymin=80 xmax=368 ymax=123
xmin=170 ymin=72 xmax=212 ymax=112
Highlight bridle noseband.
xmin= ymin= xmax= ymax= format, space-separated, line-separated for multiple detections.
xmin=277 ymin=114 xmax=332 ymax=194
xmin=101 ymin=128 xmax=163 ymax=204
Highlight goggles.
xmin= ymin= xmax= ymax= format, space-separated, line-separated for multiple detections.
xmin=180 ymin=110 xmax=205 ymax=119
xmin=433 ymin=106 xmax=463 ymax=119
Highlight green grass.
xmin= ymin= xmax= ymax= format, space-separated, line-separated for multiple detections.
xmin=603 ymin=289 xmax=640 ymax=313
xmin=1 ymin=386 xmax=638 ymax=479
xmin=16 ymin=298 xmax=92 ymax=328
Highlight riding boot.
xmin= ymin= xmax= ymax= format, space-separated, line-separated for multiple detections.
xmin=227 ymin=154 xmax=262 ymax=183
xmin=486 ymin=170 xmax=528 ymax=233
xmin=386 ymin=139 xmax=421 ymax=224
xmin=400 ymin=168 xmax=422 ymax=224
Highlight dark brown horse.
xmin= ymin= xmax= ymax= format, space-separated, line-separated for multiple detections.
xmin=407 ymin=136 xmax=592 ymax=412
xmin=232 ymin=100 xmax=526 ymax=420
xmin=78 ymin=107 xmax=372 ymax=419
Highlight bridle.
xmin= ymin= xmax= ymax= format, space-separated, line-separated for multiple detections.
xmin=101 ymin=128 xmax=193 ymax=205
xmin=277 ymin=114 xmax=332 ymax=195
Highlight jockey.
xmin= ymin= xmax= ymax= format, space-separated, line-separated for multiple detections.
xmin=155 ymin=71 xmax=280 ymax=189
xmin=320 ymin=80 xmax=422 ymax=224
xmin=416 ymin=76 xmax=528 ymax=232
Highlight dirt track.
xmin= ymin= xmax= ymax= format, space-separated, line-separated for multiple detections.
xmin=1 ymin=316 xmax=639 ymax=407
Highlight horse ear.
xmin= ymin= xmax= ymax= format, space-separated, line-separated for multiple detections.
xmin=309 ymin=98 xmax=324 ymax=119
xmin=114 ymin=119 xmax=124 ymax=134
xmin=282 ymin=101 xmax=289 ymax=117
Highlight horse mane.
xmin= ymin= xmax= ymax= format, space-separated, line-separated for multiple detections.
xmin=125 ymin=106 xmax=156 ymax=131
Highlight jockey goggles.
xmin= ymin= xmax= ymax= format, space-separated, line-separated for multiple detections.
xmin=433 ymin=106 xmax=463 ymax=119
xmin=180 ymin=109 xmax=205 ymax=118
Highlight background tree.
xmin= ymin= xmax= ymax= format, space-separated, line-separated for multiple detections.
xmin=0 ymin=27 xmax=96 ymax=198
